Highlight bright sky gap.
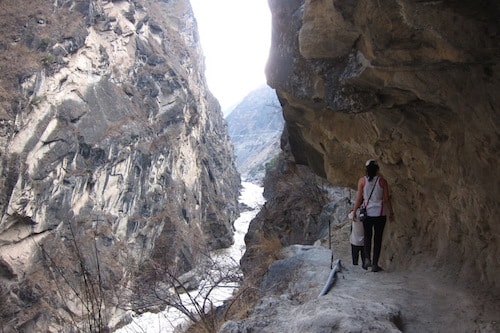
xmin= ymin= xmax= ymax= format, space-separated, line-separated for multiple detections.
xmin=190 ymin=0 xmax=272 ymax=112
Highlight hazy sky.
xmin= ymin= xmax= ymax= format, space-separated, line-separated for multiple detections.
xmin=190 ymin=0 xmax=272 ymax=111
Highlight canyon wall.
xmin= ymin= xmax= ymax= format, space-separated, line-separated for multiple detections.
xmin=0 ymin=0 xmax=239 ymax=331
xmin=265 ymin=0 xmax=499 ymax=294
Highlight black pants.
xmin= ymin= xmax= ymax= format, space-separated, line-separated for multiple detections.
xmin=351 ymin=244 xmax=365 ymax=265
xmin=363 ymin=216 xmax=387 ymax=266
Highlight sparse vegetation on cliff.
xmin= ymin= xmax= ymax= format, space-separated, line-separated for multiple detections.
xmin=0 ymin=0 xmax=240 ymax=331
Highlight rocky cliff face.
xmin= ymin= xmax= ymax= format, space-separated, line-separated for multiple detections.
xmin=0 ymin=0 xmax=239 ymax=331
xmin=240 ymin=147 xmax=352 ymax=279
xmin=226 ymin=85 xmax=284 ymax=182
xmin=265 ymin=0 xmax=499 ymax=294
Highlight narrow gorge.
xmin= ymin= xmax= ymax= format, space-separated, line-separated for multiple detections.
xmin=0 ymin=0 xmax=499 ymax=332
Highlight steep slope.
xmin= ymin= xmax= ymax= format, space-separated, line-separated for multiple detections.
xmin=264 ymin=0 xmax=499 ymax=295
xmin=226 ymin=85 xmax=284 ymax=182
xmin=0 ymin=0 xmax=239 ymax=331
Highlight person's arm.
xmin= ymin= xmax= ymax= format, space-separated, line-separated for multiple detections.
xmin=352 ymin=177 xmax=364 ymax=221
xmin=380 ymin=177 xmax=394 ymax=221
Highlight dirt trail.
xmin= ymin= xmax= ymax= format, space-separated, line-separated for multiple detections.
xmin=329 ymin=223 xmax=500 ymax=332
xmin=222 ymin=221 xmax=499 ymax=333
xmin=335 ymin=264 xmax=499 ymax=332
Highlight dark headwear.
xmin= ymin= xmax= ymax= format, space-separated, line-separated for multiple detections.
xmin=365 ymin=159 xmax=379 ymax=180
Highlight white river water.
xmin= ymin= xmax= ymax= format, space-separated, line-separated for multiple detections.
xmin=115 ymin=182 xmax=265 ymax=333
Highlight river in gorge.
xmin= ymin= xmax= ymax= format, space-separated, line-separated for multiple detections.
xmin=115 ymin=181 xmax=265 ymax=333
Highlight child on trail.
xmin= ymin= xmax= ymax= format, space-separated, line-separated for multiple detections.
xmin=348 ymin=210 xmax=366 ymax=268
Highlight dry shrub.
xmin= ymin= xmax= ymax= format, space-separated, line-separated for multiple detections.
xmin=249 ymin=233 xmax=283 ymax=276
xmin=222 ymin=282 xmax=261 ymax=321
xmin=253 ymin=234 xmax=283 ymax=268
xmin=184 ymin=282 xmax=261 ymax=333
xmin=184 ymin=234 xmax=283 ymax=332
xmin=0 ymin=0 xmax=86 ymax=117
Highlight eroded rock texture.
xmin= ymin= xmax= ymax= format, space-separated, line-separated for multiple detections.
xmin=0 ymin=0 xmax=239 ymax=331
xmin=240 ymin=147 xmax=353 ymax=282
xmin=266 ymin=0 xmax=499 ymax=294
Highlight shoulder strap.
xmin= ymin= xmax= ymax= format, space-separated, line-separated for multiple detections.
xmin=364 ymin=176 xmax=378 ymax=207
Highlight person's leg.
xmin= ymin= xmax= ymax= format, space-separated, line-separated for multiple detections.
xmin=351 ymin=244 xmax=359 ymax=265
xmin=354 ymin=245 xmax=366 ymax=269
xmin=362 ymin=218 xmax=374 ymax=267
xmin=372 ymin=216 xmax=387 ymax=271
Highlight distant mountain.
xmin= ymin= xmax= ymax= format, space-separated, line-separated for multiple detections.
xmin=226 ymin=85 xmax=284 ymax=182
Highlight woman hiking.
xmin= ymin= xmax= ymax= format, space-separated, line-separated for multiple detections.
xmin=352 ymin=159 xmax=394 ymax=272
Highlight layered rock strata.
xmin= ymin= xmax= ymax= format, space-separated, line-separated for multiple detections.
xmin=0 ymin=0 xmax=239 ymax=331
xmin=266 ymin=0 xmax=499 ymax=294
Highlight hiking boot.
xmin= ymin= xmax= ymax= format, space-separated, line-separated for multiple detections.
xmin=362 ymin=258 xmax=371 ymax=270
xmin=372 ymin=265 xmax=382 ymax=272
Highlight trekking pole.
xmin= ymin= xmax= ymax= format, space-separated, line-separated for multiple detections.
xmin=319 ymin=217 xmax=342 ymax=297
xmin=329 ymin=217 xmax=333 ymax=269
